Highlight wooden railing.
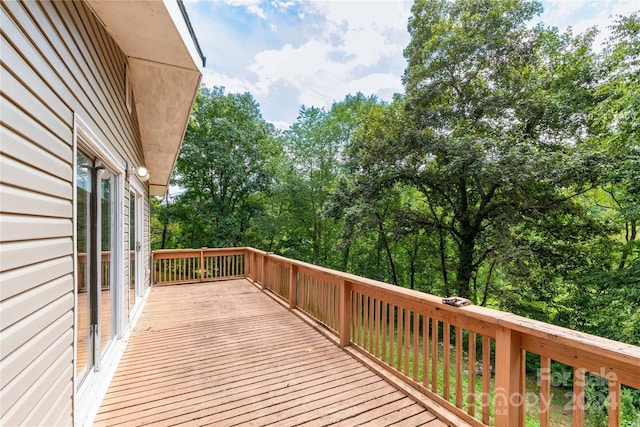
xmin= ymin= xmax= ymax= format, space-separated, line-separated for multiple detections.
xmin=152 ymin=248 xmax=245 ymax=285
xmin=152 ymin=247 xmax=640 ymax=427
xmin=77 ymin=252 xmax=117 ymax=292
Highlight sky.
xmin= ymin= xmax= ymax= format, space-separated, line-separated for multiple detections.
xmin=183 ymin=0 xmax=639 ymax=130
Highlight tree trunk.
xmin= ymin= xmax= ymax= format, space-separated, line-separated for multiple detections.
xmin=161 ymin=224 xmax=168 ymax=249
xmin=377 ymin=216 xmax=399 ymax=286
xmin=618 ymin=219 xmax=637 ymax=271
xmin=480 ymin=259 xmax=496 ymax=306
xmin=455 ymin=237 xmax=474 ymax=299
xmin=408 ymin=236 xmax=419 ymax=290
xmin=341 ymin=243 xmax=350 ymax=272
xmin=439 ymin=228 xmax=449 ymax=295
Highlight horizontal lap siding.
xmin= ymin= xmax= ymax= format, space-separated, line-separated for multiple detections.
xmin=1 ymin=1 xmax=146 ymax=425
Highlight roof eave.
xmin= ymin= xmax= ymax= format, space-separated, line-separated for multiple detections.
xmin=86 ymin=0 xmax=204 ymax=195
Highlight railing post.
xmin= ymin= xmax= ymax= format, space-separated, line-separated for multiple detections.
xmin=261 ymin=253 xmax=269 ymax=290
xmin=339 ymin=280 xmax=351 ymax=348
xmin=288 ymin=263 xmax=297 ymax=309
xmin=244 ymin=248 xmax=250 ymax=279
xmin=494 ymin=326 xmax=525 ymax=427
xmin=200 ymin=247 xmax=205 ymax=282
xmin=151 ymin=251 xmax=155 ymax=285
xmin=253 ymin=251 xmax=258 ymax=283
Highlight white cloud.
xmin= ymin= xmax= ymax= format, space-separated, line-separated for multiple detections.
xmin=544 ymin=0 xmax=592 ymax=17
xmin=272 ymin=0 xmax=295 ymax=10
xmin=270 ymin=120 xmax=291 ymax=130
xmin=201 ymin=70 xmax=263 ymax=96
xmin=224 ymin=0 xmax=267 ymax=19
xmin=315 ymin=0 xmax=411 ymax=31
xmin=540 ymin=0 xmax=639 ymax=49
xmin=247 ymin=0 xmax=410 ymax=112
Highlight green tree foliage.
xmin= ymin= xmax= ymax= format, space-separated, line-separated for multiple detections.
xmin=171 ymin=86 xmax=279 ymax=248
xmin=338 ymin=0 xmax=602 ymax=300
xmin=244 ymin=94 xmax=382 ymax=267
xmin=555 ymin=13 xmax=640 ymax=345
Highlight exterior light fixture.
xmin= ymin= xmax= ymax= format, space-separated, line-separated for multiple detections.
xmin=127 ymin=164 xmax=149 ymax=182
xmin=136 ymin=166 xmax=149 ymax=182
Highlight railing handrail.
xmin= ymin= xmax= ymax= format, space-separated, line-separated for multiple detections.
xmin=264 ymin=251 xmax=640 ymax=374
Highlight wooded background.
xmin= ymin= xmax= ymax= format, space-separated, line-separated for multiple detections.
xmin=152 ymin=1 xmax=639 ymax=353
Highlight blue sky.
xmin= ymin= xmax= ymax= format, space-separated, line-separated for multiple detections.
xmin=183 ymin=0 xmax=639 ymax=130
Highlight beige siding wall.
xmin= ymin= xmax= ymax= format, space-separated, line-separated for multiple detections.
xmin=1 ymin=1 xmax=150 ymax=425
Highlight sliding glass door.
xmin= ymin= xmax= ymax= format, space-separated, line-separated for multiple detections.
xmin=76 ymin=150 xmax=117 ymax=386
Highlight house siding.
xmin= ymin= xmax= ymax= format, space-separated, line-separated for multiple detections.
xmin=1 ymin=1 xmax=149 ymax=425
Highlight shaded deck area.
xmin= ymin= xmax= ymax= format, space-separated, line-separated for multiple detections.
xmin=95 ymin=279 xmax=448 ymax=426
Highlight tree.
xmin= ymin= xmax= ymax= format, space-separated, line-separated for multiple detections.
xmin=344 ymin=0 xmax=602 ymax=300
xmin=251 ymin=94 xmax=382 ymax=267
xmin=172 ymin=86 xmax=279 ymax=247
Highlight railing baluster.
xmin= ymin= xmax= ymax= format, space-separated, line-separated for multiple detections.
xmin=356 ymin=292 xmax=362 ymax=347
xmin=423 ymin=315 xmax=429 ymax=388
xmin=374 ymin=299 xmax=380 ymax=359
xmin=432 ymin=319 xmax=439 ymax=395
xmin=482 ymin=334 xmax=491 ymax=425
xmin=413 ymin=312 xmax=419 ymax=381
xmin=520 ymin=350 xmax=526 ymax=427
xmin=324 ymin=281 xmax=329 ymax=324
xmin=332 ymin=284 xmax=336 ymax=330
xmin=390 ymin=305 xmax=395 ymax=368
xmin=351 ymin=288 xmax=356 ymax=346
xmin=444 ymin=322 xmax=451 ymax=401
xmin=540 ymin=356 xmax=551 ymax=427
xmin=381 ymin=302 xmax=388 ymax=364
xmin=397 ymin=307 xmax=403 ymax=372
xmin=609 ymin=374 xmax=621 ymax=427
xmin=404 ymin=308 xmax=410 ymax=376
xmin=364 ymin=295 xmax=370 ymax=351
xmin=468 ymin=331 xmax=476 ymax=416
xmin=456 ymin=326 xmax=463 ymax=408
xmin=573 ymin=368 xmax=585 ymax=427
xmin=369 ymin=296 xmax=375 ymax=354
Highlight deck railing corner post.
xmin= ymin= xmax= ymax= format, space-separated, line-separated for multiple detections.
xmin=261 ymin=252 xmax=271 ymax=291
xmin=200 ymin=247 xmax=206 ymax=282
xmin=151 ymin=250 xmax=155 ymax=286
xmin=339 ymin=280 xmax=351 ymax=348
xmin=288 ymin=263 xmax=297 ymax=309
xmin=243 ymin=248 xmax=249 ymax=279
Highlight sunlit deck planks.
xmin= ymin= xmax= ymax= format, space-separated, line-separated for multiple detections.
xmin=94 ymin=279 xmax=448 ymax=426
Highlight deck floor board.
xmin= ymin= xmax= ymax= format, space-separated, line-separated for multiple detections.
xmin=94 ymin=279 xmax=448 ymax=426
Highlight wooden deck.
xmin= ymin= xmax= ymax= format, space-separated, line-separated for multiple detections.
xmin=94 ymin=279 xmax=448 ymax=426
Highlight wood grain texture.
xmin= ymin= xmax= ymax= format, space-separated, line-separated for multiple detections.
xmin=95 ymin=279 xmax=448 ymax=426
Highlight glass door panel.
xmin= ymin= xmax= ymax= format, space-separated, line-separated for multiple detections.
xmin=129 ymin=191 xmax=137 ymax=311
xmin=75 ymin=151 xmax=92 ymax=384
xmin=99 ymin=168 xmax=115 ymax=353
